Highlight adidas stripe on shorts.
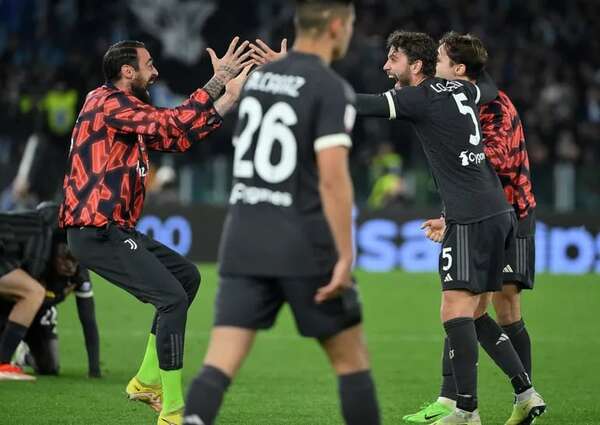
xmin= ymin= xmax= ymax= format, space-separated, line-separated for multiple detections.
xmin=439 ymin=211 xmax=517 ymax=294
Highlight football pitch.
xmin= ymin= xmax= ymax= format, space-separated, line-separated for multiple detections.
xmin=2 ymin=265 xmax=599 ymax=424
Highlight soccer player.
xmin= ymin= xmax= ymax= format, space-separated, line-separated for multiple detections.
xmin=59 ymin=39 xmax=252 ymax=424
xmin=354 ymin=31 xmax=544 ymax=424
xmin=0 ymin=203 xmax=54 ymax=380
xmin=183 ymin=1 xmax=381 ymax=425
xmin=404 ymin=32 xmax=542 ymax=425
xmin=0 ymin=202 xmax=100 ymax=378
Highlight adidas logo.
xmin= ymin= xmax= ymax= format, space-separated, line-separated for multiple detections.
xmin=503 ymin=264 xmax=514 ymax=273
xmin=496 ymin=333 xmax=509 ymax=345
xmin=124 ymin=238 xmax=138 ymax=250
xmin=444 ymin=274 xmax=453 ymax=282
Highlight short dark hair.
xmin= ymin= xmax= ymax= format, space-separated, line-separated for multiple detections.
xmin=294 ymin=0 xmax=353 ymax=35
xmin=102 ymin=40 xmax=145 ymax=83
xmin=439 ymin=31 xmax=488 ymax=80
xmin=386 ymin=31 xmax=437 ymax=78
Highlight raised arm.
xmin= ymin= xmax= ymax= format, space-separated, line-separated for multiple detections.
xmin=476 ymin=71 xmax=499 ymax=105
xmin=104 ymin=88 xmax=222 ymax=152
xmin=105 ymin=36 xmax=254 ymax=152
xmin=356 ymin=92 xmax=395 ymax=118
xmin=357 ymin=86 xmax=428 ymax=120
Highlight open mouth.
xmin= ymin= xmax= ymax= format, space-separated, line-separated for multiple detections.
xmin=388 ymin=74 xmax=402 ymax=90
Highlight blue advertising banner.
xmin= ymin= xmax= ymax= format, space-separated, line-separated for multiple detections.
xmin=139 ymin=205 xmax=600 ymax=275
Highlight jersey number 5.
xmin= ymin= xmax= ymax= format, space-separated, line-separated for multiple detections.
xmin=442 ymin=247 xmax=453 ymax=271
xmin=452 ymin=93 xmax=481 ymax=146
xmin=233 ymin=96 xmax=298 ymax=184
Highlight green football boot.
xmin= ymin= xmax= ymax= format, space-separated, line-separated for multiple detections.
xmin=403 ymin=401 xmax=454 ymax=423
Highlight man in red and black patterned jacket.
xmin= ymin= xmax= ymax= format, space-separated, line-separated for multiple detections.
xmin=61 ymin=38 xmax=253 ymax=425
xmin=408 ymin=33 xmax=545 ymax=424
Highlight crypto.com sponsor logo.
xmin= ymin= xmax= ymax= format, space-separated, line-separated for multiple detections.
xmin=459 ymin=150 xmax=485 ymax=166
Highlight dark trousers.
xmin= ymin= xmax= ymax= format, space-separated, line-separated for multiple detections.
xmin=67 ymin=225 xmax=200 ymax=370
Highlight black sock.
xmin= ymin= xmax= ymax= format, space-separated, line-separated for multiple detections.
xmin=440 ymin=337 xmax=457 ymax=400
xmin=184 ymin=365 xmax=231 ymax=425
xmin=443 ymin=317 xmax=478 ymax=412
xmin=502 ymin=319 xmax=532 ymax=379
xmin=338 ymin=370 xmax=381 ymax=425
xmin=474 ymin=314 xmax=531 ymax=394
xmin=0 ymin=321 xmax=28 ymax=363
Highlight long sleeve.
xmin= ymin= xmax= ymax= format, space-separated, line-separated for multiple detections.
xmin=477 ymin=72 xmax=499 ymax=105
xmin=357 ymin=87 xmax=428 ymax=120
xmin=73 ymin=270 xmax=100 ymax=376
xmin=104 ymin=88 xmax=223 ymax=152
xmin=356 ymin=93 xmax=393 ymax=118
xmin=76 ymin=296 xmax=100 ymax=376
xmin=481 ymin=101 xmax=511 ymax=170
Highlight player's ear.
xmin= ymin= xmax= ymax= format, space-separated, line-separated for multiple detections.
xmin=411 ymin=59 xmax=423 ymax=76
xmin=121 ymin=64 xmax=135 ymax=80
xmin=455 ymin=63 xmax=467 ymax=77
xmin=328 ymin=15 xmax=344 ymax=39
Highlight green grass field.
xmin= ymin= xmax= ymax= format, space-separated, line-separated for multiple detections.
xmin=2 ymin=266 xmax=599 ymax=424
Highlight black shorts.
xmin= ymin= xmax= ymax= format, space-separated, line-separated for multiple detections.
xmin=0 ymin=302 xmax=59 ymax=374
xmin=214 ymin=274 xmax=362 ymax=340
xmin=503 ymin=209 xmax=536 ymax=289
xmin=440 ymin=212 xmax=516 ymax=294
xmin=28 ymin=305 xmax=58 ymax=342
xmin=0 ymin=302 xmax=56 ymax=344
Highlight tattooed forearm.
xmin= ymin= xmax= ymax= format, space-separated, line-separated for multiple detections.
xmin=203 ymin=74 xmax=226 ymax=99
xmin=203 ymin=65 xmax=239 ymax=100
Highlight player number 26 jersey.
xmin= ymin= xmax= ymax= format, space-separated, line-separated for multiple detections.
xmin=219 ymin=52 xmax=356 ymax=277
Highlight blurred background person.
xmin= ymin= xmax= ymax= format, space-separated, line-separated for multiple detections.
xmin=0 ymin=202 xmax=96 ymax=380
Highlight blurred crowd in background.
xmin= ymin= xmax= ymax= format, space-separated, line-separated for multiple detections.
xmin=1 ymin=0 xmax=599 ymax=212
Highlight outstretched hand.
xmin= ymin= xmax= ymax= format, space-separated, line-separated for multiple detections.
xmin=207 ymin=36 xmax=254 ymax=83
xmin=225 ymin=63 xmax=255 ymax=99
xmin=249 ymin=38 xmax=288 ymax=66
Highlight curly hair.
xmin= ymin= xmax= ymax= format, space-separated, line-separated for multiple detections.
xmin=439 ymin=31 xmax=488 ymax=80
xmin=386 ymin=31 xmax=437 ymax=78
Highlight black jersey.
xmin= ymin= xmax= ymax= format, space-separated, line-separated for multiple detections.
xmin=219 ymin=52 xmax=356 ymax=276
xmin=374 ymin=78 xmax=511 ymax=223
xmin=0 ymin=211 xmax=53 ymax=279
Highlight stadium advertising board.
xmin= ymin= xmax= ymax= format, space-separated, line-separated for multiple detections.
xmin=139 ymin=205 xmax=600 ymax=275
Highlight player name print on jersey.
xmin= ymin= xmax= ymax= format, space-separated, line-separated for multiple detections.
xmin=429 ymin=79 xmax=468 ymax=94
xmin=244 ymin=71 xmax=306 ymax=98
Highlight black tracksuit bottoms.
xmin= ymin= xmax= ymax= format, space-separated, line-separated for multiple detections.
xmin=67 ymin=225 xmax=200 ymax=370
